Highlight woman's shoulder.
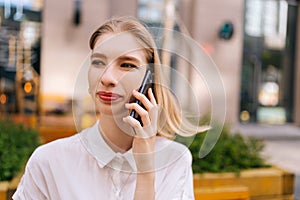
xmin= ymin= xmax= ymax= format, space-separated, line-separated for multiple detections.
xmin=28 ymin=134 xmax=81 ymax=166
xmin=155 ymin=136 xmax=192 ymax=164
xmin=156 ymin=136 xmax=190 ymax=151
xmin=37 ymin=134 xmax=79 ymax=152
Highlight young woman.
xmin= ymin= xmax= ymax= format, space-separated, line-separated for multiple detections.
xmin=13 ymin=16 xmax=206 ymax=200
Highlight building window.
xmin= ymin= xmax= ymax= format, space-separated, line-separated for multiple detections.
xmin=240 ymin=0 xmax=298 ymax=124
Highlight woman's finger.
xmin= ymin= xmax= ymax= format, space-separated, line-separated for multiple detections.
xmin=123 ymin=116 xmax=154 ymax=138
xmin=148 ymin=88 xmax=157 ymax=105
xmin=132 ymin=89 xmax=153 ymax=111
xmin=125 ymin=103 xmax=151 ymax=127
xmin=130 ymin=88 xmax=158 ymax=125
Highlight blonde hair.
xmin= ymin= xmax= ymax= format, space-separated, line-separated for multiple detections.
xmin=89 ymin=16 xmax=206 ymax=139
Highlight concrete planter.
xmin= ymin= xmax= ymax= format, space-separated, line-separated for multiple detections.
xmin=0 ymin=182 xmax=9 ymax=200
xmin=0 ymin=174 xmax=22 ymax=200
xmin=194 ymin=166 xmax=295 ymax=200
xmin=1 ymin=166 xmax=294 ymax=200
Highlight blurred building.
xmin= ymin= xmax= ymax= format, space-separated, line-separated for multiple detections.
xmin=0 ymin=0 xmax=300 ymax=128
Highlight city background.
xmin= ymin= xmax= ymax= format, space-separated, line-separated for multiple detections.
xmin=0 ymin=0 xmax=299 ymax=199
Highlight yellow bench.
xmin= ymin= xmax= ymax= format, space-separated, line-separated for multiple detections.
xmin=194 ymin=185 xmax=249 ymax=200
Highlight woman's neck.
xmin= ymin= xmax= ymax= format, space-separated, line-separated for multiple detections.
xmin=98 ymin=115 xmax=133 ymax=153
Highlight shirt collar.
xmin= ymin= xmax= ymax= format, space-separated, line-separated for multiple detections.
xmin=80 ymin=121 xmax=137 ymax=172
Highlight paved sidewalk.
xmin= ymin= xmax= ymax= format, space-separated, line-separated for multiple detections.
xmin=233 ymin=123 xmax=300 ymax=200
xmin=232 ymin=123 xmax=300 ymax=141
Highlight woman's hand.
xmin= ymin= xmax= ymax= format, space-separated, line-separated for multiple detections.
xmin=123 ymin=88 xmax=157 ymax=200
xmin=123 ymin=88 xmax=158 ymax=171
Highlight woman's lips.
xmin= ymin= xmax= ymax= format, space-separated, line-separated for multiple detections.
xmin=96 ymin=91 xmax=121 ymax=102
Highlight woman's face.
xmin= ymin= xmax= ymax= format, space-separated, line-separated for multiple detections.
xmin=88 ymin=32 xmax=148 ymax=118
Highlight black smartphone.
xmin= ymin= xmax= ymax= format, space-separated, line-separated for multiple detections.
xmin=130 ymin=68 xmax=154 ymax=125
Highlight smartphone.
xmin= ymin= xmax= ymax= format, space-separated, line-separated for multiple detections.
xmin=130 ymin=68 xmax=154 ymax=125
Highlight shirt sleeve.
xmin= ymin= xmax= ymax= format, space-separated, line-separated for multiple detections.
xmin=180 ymin=165 xmax=195 ymax=200
xmin=155 ymin=148 xmax=195 ymax=200
xmin=12 ymin=148 xmax=49 ymax=200
xmin=171 ymin=156 xmax=195 ymax=200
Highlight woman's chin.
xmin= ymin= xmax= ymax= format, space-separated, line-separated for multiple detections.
xmin=95 ymin=101 xmax=125 ymax=115
xmin=97 ymin=106 xmax=129 ymax=119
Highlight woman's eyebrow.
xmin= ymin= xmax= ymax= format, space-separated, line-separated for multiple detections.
xmin=119 ymin=55 xmax=141 ymax=63
xmin=91 ymin=52 xmax=106 ymax=59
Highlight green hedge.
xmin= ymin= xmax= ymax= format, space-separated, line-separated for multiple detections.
xmin=188 ymin=125 xmax=270 ymax=174
xmin=0 ymin=119 xmax=40 ymax=181
xmin=176 ymin=121 xmax=270 ymax=174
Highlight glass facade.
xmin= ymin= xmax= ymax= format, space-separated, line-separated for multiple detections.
xmin=240 ymin=0 xmax=298 ymax=124
xmin=137 ymin=0 xmax=181 ymax=89
xmin=0 ymin=0 xmax=42 ymax=115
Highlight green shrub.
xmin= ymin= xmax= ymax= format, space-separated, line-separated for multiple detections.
xmin=0 ymin=119 xmax=40 ymax=181
xmin=178 ymin=124 xmax=270 ymax=174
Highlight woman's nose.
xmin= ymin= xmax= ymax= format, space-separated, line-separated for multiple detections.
xmin=99 ymin=65 xmax=118 ymax=87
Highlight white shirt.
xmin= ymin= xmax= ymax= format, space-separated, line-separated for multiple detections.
xmin=13 ymin=121 xmax=195 ymax=200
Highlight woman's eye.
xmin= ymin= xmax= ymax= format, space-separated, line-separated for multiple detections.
xmin=121 ymin=63 xmax=137 ymax=69
xmin=91 ymin=60 xmax=105 ymax=66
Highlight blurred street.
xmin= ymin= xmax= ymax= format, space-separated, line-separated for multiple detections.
xmin=233 ymin=124 xmax=300 ymax=200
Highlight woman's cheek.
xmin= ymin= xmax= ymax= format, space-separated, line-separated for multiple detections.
xmin=88 ymin=68 xmax=100 ymax=97
xmin=125 ymin=77 xmax=140 ymax=96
